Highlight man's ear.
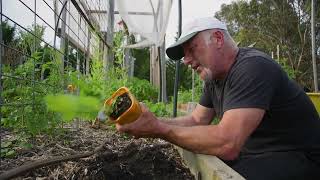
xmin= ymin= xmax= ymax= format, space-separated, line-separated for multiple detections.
xmin=212 ymin=30 xmax=224 ymax=48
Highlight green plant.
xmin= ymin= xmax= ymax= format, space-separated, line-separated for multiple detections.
xmin=143 ymin=101 xmax=171 ymax=117
xmin=127 ymin=77 xmax=158 ymax=102
xmin=1 ymin=22 xmax=161 ymax=138
xmin=1 ymin=42 xmax=64 ymax=136
xmin=1 ymin=132 xmax=33 ymax=158
xmin=1 ymin=140 xmax=16 ymax=158
xmin=45 ymin=94 xmax=103 ymax=122
xmin=177 ymin=74 xmax=202 ymax=103
xmin=19 ymin=24 xmax=45 ymax=56
xmin=278 ymin=58 xmax=297 ymax=79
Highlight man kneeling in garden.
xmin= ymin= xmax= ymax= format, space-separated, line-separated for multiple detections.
xmin=116 ymin=17 xmax=320 ymax=179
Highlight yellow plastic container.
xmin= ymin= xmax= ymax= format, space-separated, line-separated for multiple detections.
xmin=307 ymin=93 xmax=320 ymax=114
xmin=104 ymin=87 xmax=142 ymax=125
xmin=67 ymin=84 xmax=76 ymax=93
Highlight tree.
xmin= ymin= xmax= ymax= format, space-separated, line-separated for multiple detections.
xmin=215 ymin=0 xmax=319 ymax=89
xmin=1 ymin=20 xmax=20 ymax=67
xmin=18 ymin=24 xmax=45 ymax=56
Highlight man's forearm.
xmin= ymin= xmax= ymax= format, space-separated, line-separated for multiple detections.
xmin=159 ymin=115 xmax=199 ymax=126
xmin=155 ymin=121 xmax=233 ymax=159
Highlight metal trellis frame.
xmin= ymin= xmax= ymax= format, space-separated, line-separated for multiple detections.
xmin=0 ymin=0 xmax=111 ymax=132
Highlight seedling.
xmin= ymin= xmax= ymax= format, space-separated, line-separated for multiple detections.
xmin=97 ymin=93 xmax=132 ymax=121
xmin=109 ymin=93 xmax=132 ymax=119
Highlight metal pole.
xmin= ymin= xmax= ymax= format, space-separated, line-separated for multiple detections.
xmin=173 ymin=0 xmax=182 ymax=117
xmin=158 ymin=46 xmax=162 ymax=102
xmin=32 ymin=0 xmax=36 ymax=111
xmin=53 ymin=0 xmax=68 ymax=73
xmin=161 ymin=39 xmax=167 ymax=102
xmin=311 ymin=0 xmax=318 ymax=92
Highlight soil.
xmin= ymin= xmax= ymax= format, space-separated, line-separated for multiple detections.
xmin=0 ymin=123 xmax=194 ymax=180
xmin=109 ymin=93 xmax=132 ymax=120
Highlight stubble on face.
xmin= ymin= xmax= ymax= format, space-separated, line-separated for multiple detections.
xmin=184 ymin=31 xmax=216 ymax=81
xmin=198 ymin=67 xmax=213 ymax=81
xmin=197 ymin=32 xmax=215 ymax=81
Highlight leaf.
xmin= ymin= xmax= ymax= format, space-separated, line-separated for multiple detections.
xmin=1 ymin=141 xmax=12 ymax=148
xmin=1 ymin=148 xmax=8 ymax=158
xmin=19 ymin=142 xmax=33 ymax=149
xmin=45 ymin=94 xmax=102 ymax=121
xmin=5 ymin=150 xmax=16 ymax=158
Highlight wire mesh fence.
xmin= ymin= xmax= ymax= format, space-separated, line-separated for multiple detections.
xmin=0 ymin=0 xmax=110 ymax=134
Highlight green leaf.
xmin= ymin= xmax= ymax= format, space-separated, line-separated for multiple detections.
xmin=1 ymin=148 xmax=9 ymax=158
xmin=19 ymin=142 xmax=33 ymax=149
xmin=45 ymin=94 xmax=102 ymax=121
xmin=1 ymin=141 xmax=13 ymax=148
xmin=5 ymin=150 xmax=16 ymax=158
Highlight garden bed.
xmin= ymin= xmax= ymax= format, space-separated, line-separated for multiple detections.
xmin=0 ymin=123 xmax=194 ymax=179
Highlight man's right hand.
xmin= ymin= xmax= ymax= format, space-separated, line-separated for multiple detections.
xmin=116 ymin=103 xmax=168 ymax=138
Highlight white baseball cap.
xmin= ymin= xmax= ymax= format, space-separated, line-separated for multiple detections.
xmin=166 ymin=17 xmax=227 ymax=60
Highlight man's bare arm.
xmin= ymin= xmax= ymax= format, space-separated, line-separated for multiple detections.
xmin=159 ymin=104 xmax=215 ymax=126
xmin=116 ymin=105 xmax=264 ymax=160
xmin=156 ymin=108 xmax=264 ymax=160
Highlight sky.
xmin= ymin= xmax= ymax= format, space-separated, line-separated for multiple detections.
xmin=3 ymin=0 xmax=234 ymax=49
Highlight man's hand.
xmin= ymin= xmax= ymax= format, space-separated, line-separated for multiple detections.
xmin=116 ymin=103 xmax=165 ymax=138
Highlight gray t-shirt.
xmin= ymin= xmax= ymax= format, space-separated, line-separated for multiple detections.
xmin=200 ymin=48 xmax=320 ymax=156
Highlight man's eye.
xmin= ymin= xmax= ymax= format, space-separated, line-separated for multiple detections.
xmin=190 ymin=44 xmax=197 ymax=52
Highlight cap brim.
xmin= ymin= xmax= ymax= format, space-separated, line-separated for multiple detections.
xmin=166 ymin=32 xmax=197 ymax=60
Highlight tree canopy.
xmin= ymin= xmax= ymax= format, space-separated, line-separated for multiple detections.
xmin=215 ymin=0 xmax=319 ymax=89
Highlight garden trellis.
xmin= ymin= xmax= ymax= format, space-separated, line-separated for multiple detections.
xmin=0 ymin=0 xmax=113 ymax=133
xmin=0 ymin=0 xmax=173 ymax=134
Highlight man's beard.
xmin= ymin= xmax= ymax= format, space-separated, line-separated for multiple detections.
xmin=203 ymin=68 xmax=213 ymax=81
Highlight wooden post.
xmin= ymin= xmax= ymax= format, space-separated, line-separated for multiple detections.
xmin=85 ymin=27 xmax=91 ymax=75
xmin=106 ymin=0 xmax=114 ymax=73
xmin=150 ymin=45 xmax=160 ymax=89
xmin=160 ymin=40 xmax=167 ymax=102
xmin=59 ymin=0 xmax=68 ymax=72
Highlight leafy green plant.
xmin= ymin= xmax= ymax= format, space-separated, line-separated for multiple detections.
xmin=278 ymin=58 xmax=297 ymax=79
xmin=143 ymin=101 xmax=171 ymax=117
xmin=45 ymin=94 xmax=103 ymax=121
xmin=177 ymin=75 xmax=202 ymax=104
xmin=1 ymin=132 xmax=33 ymax=158
xmin=1 ymin=21 xmax=162 ymax=140
xmin=1 ymin=140 xmax=15 ymax=158
xmin=1 ymin=39 xmax=64 ymax=136
xmin=127 ymin=77 xmax=158 ymax=102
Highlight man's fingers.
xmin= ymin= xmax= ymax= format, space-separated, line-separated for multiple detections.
xmin=139 ymin=102 xmax=149 ymax=112
xmin=116 ymin=123 xmax=128 ymax=132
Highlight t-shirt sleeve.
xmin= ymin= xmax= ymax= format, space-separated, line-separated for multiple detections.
xmin=199 ymin=81 xmax=213 ymax=108
xmin=223 ymin=57 xmax=281 ymax=112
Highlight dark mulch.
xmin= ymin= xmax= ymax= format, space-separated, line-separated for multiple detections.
xmin=0 ymin=123 xmax=194 ymax=180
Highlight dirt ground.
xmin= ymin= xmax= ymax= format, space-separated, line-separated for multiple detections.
xmin=0 ymin=123 xmax=194 ymax=180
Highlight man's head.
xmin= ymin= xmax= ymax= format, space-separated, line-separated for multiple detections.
xmin=166 ymin=17 xmax=238 ymax=80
